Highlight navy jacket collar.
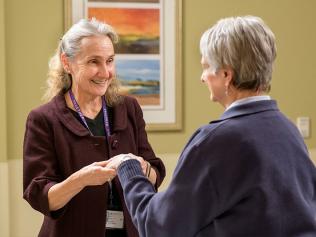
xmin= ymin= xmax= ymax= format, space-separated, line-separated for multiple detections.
xmin=210 ymin=100 xmax=279 ymax=124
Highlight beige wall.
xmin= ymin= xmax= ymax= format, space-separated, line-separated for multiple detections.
xmin=150 ymin=0 xmax=316 ymax=153
xmin=0 ymin=0 xmax=6 ymax=163
xmin=3 ymin=0 xmax=316 ymax=162
xmin=5 ymin=0 xmax=64 ymax=161
xmin=1 ymin=0 xmax=316 ymax=236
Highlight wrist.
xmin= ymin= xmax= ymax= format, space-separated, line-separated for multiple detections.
xmin=145 ymin=161 xmax=151 ymax=178
xmin=73 ymin=169 xmax=87 ymax=189
xmin=119 ymin=155 xmax=133 ymax=168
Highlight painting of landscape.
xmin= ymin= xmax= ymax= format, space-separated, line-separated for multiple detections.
xmin=116 ymin=59 xmax=160 ymax=106
xmin=88 ymin=7 xmax=160 ymax=54
xmin=66 ymin=0 xmax=181 ymax=129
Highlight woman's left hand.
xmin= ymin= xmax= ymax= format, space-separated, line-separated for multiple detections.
xmin=107 ymin=153 xmax=143 ymax=170
xmin=107 ymin=153 xmax=157 ymax=185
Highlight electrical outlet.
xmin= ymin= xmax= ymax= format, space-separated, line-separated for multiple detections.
xmin=296 ymin=117 xmax=310 ymax=138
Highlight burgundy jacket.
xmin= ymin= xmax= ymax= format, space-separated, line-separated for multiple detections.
xmin=23 ymin=93 xmax=165 ymax=237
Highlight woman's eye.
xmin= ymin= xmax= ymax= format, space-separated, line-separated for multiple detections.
xmin=107 ymin=57 xmax=114 ymax=64
xmin=89 ymin=59 xmax=97 ymax=64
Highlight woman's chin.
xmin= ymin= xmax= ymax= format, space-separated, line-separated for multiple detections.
xmin=92 ymin=86 xmax=109 ymax=96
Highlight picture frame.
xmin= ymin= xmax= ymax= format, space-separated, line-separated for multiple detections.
xmin=64 ymin=0 xmax=182 ymax=131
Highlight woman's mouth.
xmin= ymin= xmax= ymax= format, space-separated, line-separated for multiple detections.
xmin=91 ymin=79 xmax=106 ymax=85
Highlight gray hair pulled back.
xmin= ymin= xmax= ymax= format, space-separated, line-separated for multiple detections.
xmin=200 ymin=16 xmax=277 ymax=92
xmin=43 ymin=18 xmax=119 ymax=102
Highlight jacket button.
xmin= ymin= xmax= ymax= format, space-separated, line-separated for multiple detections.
xmin=112 ymin=140 xmax=119 ymax=149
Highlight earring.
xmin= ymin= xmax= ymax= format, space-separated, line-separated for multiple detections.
xmin=225 ymin=85 xmax=229 ymax=96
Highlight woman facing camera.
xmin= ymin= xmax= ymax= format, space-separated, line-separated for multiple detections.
xmin=108 ymin=16 xmax=316 ymax=237
xmin=23 ymin=18 xmax=165 ymax=237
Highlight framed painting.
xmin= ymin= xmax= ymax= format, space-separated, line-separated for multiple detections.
xmin=64 ymin=0 xmax=182 ymax=131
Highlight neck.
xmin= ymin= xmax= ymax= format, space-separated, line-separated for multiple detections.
xmin=224 ymin=89 xmax=265 ymax=109
xmin=66 ymin=89 xmax=102 ymax=119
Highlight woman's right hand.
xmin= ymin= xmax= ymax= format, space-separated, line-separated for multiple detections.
xmin=78 ymin=161 xmax=116 ymax=187
xmin=48 ymin=161 xmax=116 ymax=211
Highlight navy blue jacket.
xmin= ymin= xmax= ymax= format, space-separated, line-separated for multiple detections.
xmin=118 ymin=100 xmax=316 ymax=237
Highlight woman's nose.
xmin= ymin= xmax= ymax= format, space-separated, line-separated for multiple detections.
xmin=99 ymin=64 xmax=111 ymax=78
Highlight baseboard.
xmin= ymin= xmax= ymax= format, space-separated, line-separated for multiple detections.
xmin=0 ymin=161 xmax=10 ymax=237
xmin=158 ymin=153 xmax=179 ymax=191
xmin=8 ymin=159 xmax=42 ymax=237
xmin=309 ymin=148 xmax=316 ymax=164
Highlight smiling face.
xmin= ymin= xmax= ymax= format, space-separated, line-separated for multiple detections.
xmin=63 ymin=35 xmax=115 ymax=100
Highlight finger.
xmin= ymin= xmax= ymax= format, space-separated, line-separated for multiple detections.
xmin=102 ymin=167 xmax=117 ymax=177
xmin=110 ymin=154 xmax=126 ymax=160
xmin=95 ymin=160 xmax=109 ymax=167
xmin=105 ymin=160 xmax=117 ymax=169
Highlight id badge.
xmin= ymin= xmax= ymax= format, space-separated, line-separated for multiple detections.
xmin=106 ymin=210 xmax=124 ymax=229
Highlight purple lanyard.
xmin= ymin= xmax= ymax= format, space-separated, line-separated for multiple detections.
xmin=69 ymin=90 xmax=111 ymax=137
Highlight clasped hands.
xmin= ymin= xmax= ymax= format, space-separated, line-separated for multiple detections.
xmin=107 ymin=154 xmax=152 ymax=182
xmin=78 ymin=153 xmax=154 ymax=188
xmin=107 ymin=153 xmax=144 ymax=171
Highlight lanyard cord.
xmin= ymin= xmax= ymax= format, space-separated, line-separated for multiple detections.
xmin=68 ymin=90 xmax=111 ymax=137
xmin=68 ymin=90 xmax=114 ymax=206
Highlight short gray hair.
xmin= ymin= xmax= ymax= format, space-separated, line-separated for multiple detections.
xmin=43 ymin=18 xmax=121 ymax=104
xmin=200 ymin=16 xmax=277 ymax=92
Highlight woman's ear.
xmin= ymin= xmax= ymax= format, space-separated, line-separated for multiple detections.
xmin=60 ymin=53 xmax=70 ymax=73
xmin=222 ymin=67 xmax=233 ymax=86
xmin=223 ymin=67 xmax=233 ymax=79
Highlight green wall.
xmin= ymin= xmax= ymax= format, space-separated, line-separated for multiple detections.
xmin=4 ymin=0 xmax=316 ymax=160
xmin=0 ymin=0 xmax=7 ymax=162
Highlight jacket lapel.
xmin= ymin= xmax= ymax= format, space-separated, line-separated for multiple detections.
xmin=53 ymin=93 xmax=90 ymax=136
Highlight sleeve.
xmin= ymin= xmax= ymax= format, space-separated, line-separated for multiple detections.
xmin=131 ymin=98 xmax=166 ymax=189
xmin=117 ymin=135 xmax=220 ymax=237
xmin=23 ymin=110 xmax=65 ymax=218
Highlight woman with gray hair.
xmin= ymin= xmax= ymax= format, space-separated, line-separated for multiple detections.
xmin=107 ymin=16 xmax=316 ymax=236
xmin=23 ymin=18 xmax=165 ymax=237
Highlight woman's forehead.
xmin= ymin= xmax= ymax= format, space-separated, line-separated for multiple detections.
xmin=81 ymin=35 xmax=112 ymax=47
xmin=78 ymin=35 xmax=114 ymax=57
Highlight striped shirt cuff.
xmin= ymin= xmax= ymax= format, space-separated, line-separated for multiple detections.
xmin=118 ymin=159 xmax=143 ymax=184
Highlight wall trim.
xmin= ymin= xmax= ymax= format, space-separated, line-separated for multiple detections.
xmin=0 ymin=161 xmax=10 ymax=237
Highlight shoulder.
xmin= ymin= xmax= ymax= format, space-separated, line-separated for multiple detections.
xmin=184 ymin=119 xmax=247 ymax=156
xmin=27 ymin=94 xmax=64 ymax=122
xmin=118 ymin=95 xmax=142 ymax=114
xmin=120 ymin=95 xmax=139 ymax=107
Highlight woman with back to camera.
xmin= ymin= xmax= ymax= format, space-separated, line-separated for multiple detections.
xmin=23 ymin=18 xmax=165 ymax=237
xmin=107 ymin=16 xmax=316 ymax=236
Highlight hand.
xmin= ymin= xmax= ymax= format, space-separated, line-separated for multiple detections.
xmin=107 ymin=153 xmax=149 ymax=176
xmin=78 ymin=161 xmax=116 ymax=187
xmin=106 ymin=153 xmax=137 ymax=170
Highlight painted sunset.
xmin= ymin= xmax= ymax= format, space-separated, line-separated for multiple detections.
xmin=88 ymin=8 xmax=160 ymax=54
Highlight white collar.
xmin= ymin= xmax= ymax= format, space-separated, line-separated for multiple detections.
xmin=226 ymin=95 xmax=271 ymax=111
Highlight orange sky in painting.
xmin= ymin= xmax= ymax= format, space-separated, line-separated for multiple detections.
xmin=89 ymin=8 xmax=159 ymax=37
